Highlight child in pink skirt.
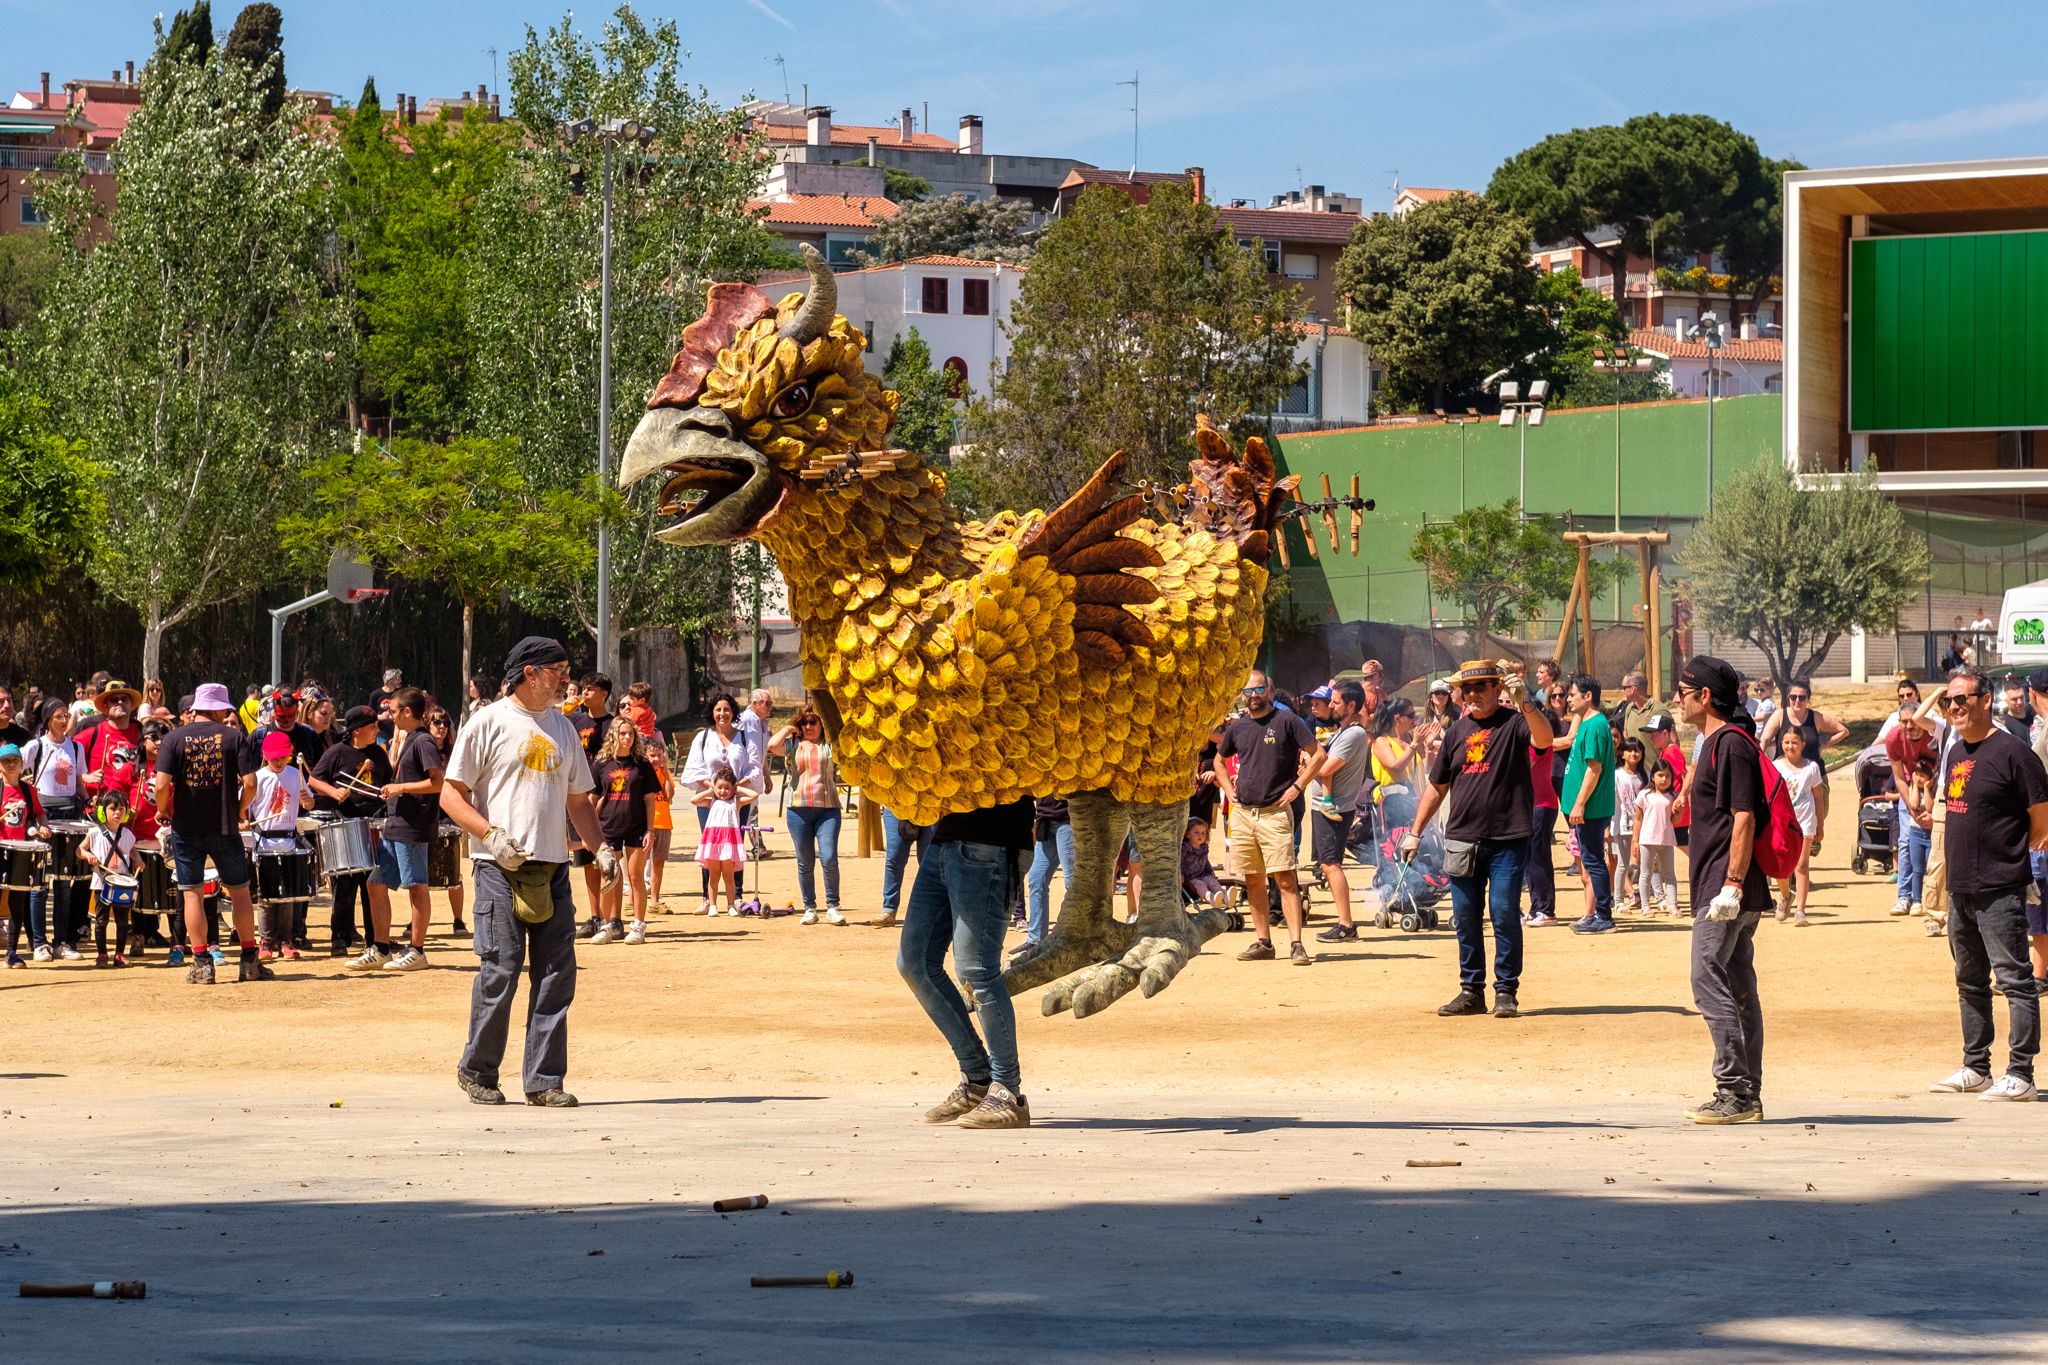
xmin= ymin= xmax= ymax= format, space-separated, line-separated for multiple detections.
xmin=692 ymin=766 xmax=756 ymax=915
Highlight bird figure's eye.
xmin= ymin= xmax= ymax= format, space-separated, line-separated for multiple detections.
xmin=771 ymin=381 xmax=813 ymax=419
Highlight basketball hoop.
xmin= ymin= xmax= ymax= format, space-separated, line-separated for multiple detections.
xmin=343 ymin=588 xmax=388 ymax=604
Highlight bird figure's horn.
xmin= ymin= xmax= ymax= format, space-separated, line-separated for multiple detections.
xmin=778 ymin=243 xmax=837 ymax=344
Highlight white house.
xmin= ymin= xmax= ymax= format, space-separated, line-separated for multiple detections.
xmin=1626 ymin=324 xmax=1784 ymax=400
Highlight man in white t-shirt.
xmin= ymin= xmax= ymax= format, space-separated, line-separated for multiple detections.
xmin=441 ymin=637 xmax=611 ymax=1109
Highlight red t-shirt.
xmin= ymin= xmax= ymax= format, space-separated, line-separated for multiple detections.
xmin=1 ymin=779 xmax=43 ymax=840
xmin=78 ymin=719 xmax=145 ymax=802
xmin=1884 ymin=724 xmax=1937 ymax=783
xmin=1661 ymin=742 xmax=1690 ymax=827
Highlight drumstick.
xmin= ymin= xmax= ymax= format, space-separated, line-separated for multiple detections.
xmin=20 ymin=1281 xmax=146 ymax=1299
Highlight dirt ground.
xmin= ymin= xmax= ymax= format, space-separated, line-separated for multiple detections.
xmin=4 ymin=687 xmax=2044 ymax=1362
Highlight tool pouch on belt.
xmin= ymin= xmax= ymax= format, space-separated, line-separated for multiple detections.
xmin=505 ymin=862 xmax=561 ymax=924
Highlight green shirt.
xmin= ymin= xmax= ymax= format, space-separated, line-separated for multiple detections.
xmin=1564 ymin=711 xmax=1617 ymax=819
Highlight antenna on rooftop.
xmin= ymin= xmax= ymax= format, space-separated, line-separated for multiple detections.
xmin=1386 ymin=169 xmax=1401 ymax=210
xmin=771 ymin=54 xmax=790 ymax=105
xmin=486 ymin=46 xmax=497 ymax=100
xmin=1291 ymin=163 xmax=1304 ymax=192
xmin=1117 ymin=71 xmax=1139 ymax=173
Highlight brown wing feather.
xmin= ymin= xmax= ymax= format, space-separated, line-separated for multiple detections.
xmin=1073 ymin=572 xmax=1159 ymax=607
xmin=1072 ymin=603 xmax=1154 ymax=651
xmin=1021 ymin=450 xmax=1130 ymax=558
xmin=1073 ymin=631 xmax=1127 ymax=668
xmin=1055 ymin=539 xmax=1164 ymax=576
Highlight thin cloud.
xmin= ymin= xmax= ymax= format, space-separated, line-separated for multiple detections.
xmin=743 ymin=0 xmax=799 ymax=31
xmin=1836 ymin=91 xmax=2048 ymax=150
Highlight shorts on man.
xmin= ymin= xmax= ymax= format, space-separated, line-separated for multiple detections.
xmin=1230 ymin=804 xmax=1294 ymax=876
xmin=373 ymin=837 xmax=431 ymax=890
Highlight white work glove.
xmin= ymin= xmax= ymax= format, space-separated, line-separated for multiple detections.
xmin=1398 ymin=832 xmax=1420 ymax=861
xmin=1502 ymin=671 xmax=1528 ymax=707
xmin=1705 ymin=884 xmax=1743 ymax=922
xmin=596 ymin=845 xmax=622 ymax=892
xmin=483 ymin=825 xmax=529 ymax=870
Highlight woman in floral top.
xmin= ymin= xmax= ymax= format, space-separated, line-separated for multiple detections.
xmin=771 ymin=704 xmax=844 ymax=924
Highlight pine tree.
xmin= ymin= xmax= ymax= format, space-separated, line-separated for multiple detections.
xmin=162 ymin=2 xmax=215 ymax=67
xmin=224 ymin=3 xmax=285 ymax=123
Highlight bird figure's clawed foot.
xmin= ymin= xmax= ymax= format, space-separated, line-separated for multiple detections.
xmin=1040 ymin=902 xmax=1229 ymax=1018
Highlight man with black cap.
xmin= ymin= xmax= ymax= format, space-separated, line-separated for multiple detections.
xmin=1406 ymin=659 xmax=1554 ymax=1019
xmin=1927 ymin=667 xmax=2048 ymax=1102
xmin=1674 ymin=655 xmax=1772 ymax=1124
xmin=440 ymin=636 xmax=615 ymax=1108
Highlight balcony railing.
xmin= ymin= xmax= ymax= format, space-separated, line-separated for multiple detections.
xmin=0 ymin=145 xmax=113 ymax=174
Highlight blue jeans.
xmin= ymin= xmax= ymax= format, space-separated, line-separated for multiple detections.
xmin=1901 ymin=822 xmax=1932 ymax=905
xmin=1026 ymin=820 xmax=1075 ymax=944
xmin=881 ymin=809 xmax=931 ymax=915
xmin=1449 ymin=838 xmax=1526 ymax=994
xmin=897 ymin=840 xmax=1020 ymax=1090
xmin=786 ymin=805 xmax=842 ymax=911
xmin=373 ymin=838 xmax=430 ymax=890
xmin=1578 ymin=814 xmax=1613 ymax=920
xmin=166 ymin=830 xmax=251 ymax=892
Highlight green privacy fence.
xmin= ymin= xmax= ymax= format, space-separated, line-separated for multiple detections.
xmin=1850 ymin=230 xmax=2048 ymax=432
xmin=1269 ymin=393 xmax=1782 ymax=629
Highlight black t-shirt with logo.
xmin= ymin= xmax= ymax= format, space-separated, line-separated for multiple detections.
xmin=1219 ymin=707 xmax=1317 ymax=809
xmin=381 ymin=731 xmax=446 ymax=845
xmin=592 ymin=753 xmax=658 ymax=845
xmin=1941 ymin=727 xmax=2048 ymax=895
xmin=1687 ymin=725 xmax=1774 ymax=914
xmin=1426 ymin=706 xmax=1534 ymax=843
xmin=157 ymin=720 xmax=247 ymax=839
xmin=311 ymin=740 xmax=393 ymax=819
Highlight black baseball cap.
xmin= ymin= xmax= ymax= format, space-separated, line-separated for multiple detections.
xmin=343 ymin=705 xmax=380 ymax=732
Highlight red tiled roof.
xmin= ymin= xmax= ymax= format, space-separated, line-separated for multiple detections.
xmin=1281 ymin=319 xmax=1352 ymax=337
xmin=839 ymin=254 xmax=1025 ymax=275
xmin=750 ymin=194 xmax=900 ymax=228
xmin=1626 ymin=327 xmax=1783 ymax=363
xmin=1060 ymin=167 xmax=1190 ymax=188
xmin=1215 ymin=204 xmax=1360 ymax=245
xmin=73 ymin=88 xmax=139 ymax=149
xmin=757 ymin=120 xmax=957 ymax=152
xmin=1397 ymin=186 xmax=1464 ymax=202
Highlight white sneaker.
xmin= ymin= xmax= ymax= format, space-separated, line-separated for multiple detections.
xmin=1982 ymin=1073 xmax=2039 ymax=1102
xmin=727 ymin=904 xmax=744 ymax=916
xmin=700 ymin=898 xmax=716 ymax=916
xmin=32 ymin=943 xmax=52 ymax=962
xmin=1924 ymin=916 xmax=1947 ymax=938
xmin=1909 ymin=902 xmax=1924 ymax=917
xmin=383 ymin=946 xmax=428 ymax=972
xmin=1889 ymin=899 xmax=1913 ymax=916
xmin=623 ymin=921 xmax=646 ymax=945
xmin=800 ymin=908 xmax=819 ymax=925
xmin=1930 ymin=1066 xmax=1992 ymax=1093
xmin=58 ymin=943 xmax=82 ymax=960
xmin=825 ymin=908 xmax=847 ymax=925
xmin=590 ymin=921 xmax=618 ymax=944
xmin=346 ymin=945 xmax=388 ymax=973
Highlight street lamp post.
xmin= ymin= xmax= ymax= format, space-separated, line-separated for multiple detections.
xmin=1690 ymin=311 xmax=1724 ymax=514
xmin=1433 ymin=407 xmax=1482 ymax=512
xmin=1592 ymin=346 xmax=1655 ymax=533
xmin=1496 ymin=379 xmax=1549 ymax=514
xmin=562 ymin=115 xmax=653 ymax=675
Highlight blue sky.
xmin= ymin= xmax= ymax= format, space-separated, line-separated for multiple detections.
xmin=9 ymin=0 xmax=2048 ymax=210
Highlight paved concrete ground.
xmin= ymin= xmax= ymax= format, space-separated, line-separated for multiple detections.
xmin=4 ymin=1077 xmax=2045 ymax=1363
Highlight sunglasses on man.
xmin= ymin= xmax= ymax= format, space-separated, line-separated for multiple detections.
xmin=1941 ymin=690 xmax=1985 ymax=710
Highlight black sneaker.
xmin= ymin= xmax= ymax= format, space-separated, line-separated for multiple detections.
xmin=525 ymin=1088 xmax=579 ymax=1108
xmin=1493 ymin=991 xmax=1520 ymax=1019
xmin=1685 ymin=1090 xmax=1763 ymax=1125
xmin=186 ymin=956 xmax=216 ymax=985
xmin=1314 ymin=924 xmax=1359 ymax=943
xmin=457 ymin=1068 xmax=506 ymax=1106
xmin=1438 ymin=989 xmax=1488 ymax=1017
xmin=238 ymin=957 xmax=275 ymax=982
xmin=451 ymin=919 xmax=469 ymax=937
xmin=576 ymin=917 xmax=602 ymax=941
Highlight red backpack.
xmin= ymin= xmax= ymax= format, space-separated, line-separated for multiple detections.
xmin=1717 ymin=726 xmax=1805 ymax=881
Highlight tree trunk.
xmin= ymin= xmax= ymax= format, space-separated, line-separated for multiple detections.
xmin=142 ymin=601 xmax=165 ymax=686
xmin=460 ymin=599 xmax=475 ymax=698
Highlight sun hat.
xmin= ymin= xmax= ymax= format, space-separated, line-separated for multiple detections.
xmin=1449 ymin=659 xmax=1503 ymax=686
xmin=191 ymin=683 xmax=233 ymax=714
xmin=94 ymin=679 xmax=143 ymax=711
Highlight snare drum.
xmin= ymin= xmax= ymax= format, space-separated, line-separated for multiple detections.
xmin=310 ymin=816 xmax=375 ymax=878
xmin=101 ymin=872 xmax=139 ymax=909
xmin=1 ymin=838 xmax=49 ymax=892
xmin=427 ymin=822 xmax=463 ymax=888
xmin=45 ymin=820 xmax=92 ymax=881
xmin=256 ymin=843 xmax=315 ymax=904
xmin=134 ymin=841 xmax=177 ymax=911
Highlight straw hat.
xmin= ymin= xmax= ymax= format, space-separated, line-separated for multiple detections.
xmin=1448 ymin=659 xmax=1503 ymax=686
xmin=94 ymin=679 xmax=143 ymax=711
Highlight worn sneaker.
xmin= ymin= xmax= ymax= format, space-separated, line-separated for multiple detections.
xmin=524 ymin=1089 xmax=579 ymax=1108
xmin=346 ymin=945 xmax=389 ymax=973
xmin=1289 ymin=941 xmax=1313 ymax=966
xmin=622 ymin=921 xmax=646 ymax=945
xmin=1982 ymin=1074 xmax=2038 ymax=1102
xmin=384 ymin=946 xmax=429 ymax=972
xmin=166 ymin=945 xmax=187 ymax=967
xmin=577 ymin=917 xmax=603 ymax=939
xmin=700 ymin=898 xmax=717 ymax=916
xmin=825 ymin=908 xmax=847 ymax=925
xmin=956 ymin=1082 xmax=1032 ymax=1129
xmin=593 ymin=920 xmax=621 ymax=945
xmin=450 ymin=919 xmax=468 ymax=937
xmin=208 ymin=946 xmax=224 ymax=966
xmin=31 ymin=943 xmax=51 ymax=962
xmin=456 ymin=1068 xmax=506 ymax=1106
xmin=871 ymin=910 xmax=899 ymax=928
xmin=1493 ymin=991 xmax=1521 ymax=1019
xmin=1571 ymin=916 xmax=1617 ymax=935
xmin=1314 ymin=924 xmax=1359 ymax=943
xmin=95 ymin=948 xmax=110 ymax=968
xmin=186 ymin=956 xmax=215 ymax=985
xmin=5 ymin=953 xmax=22 ymax=969
xmin=1525 ymin=912 xmax=1558 ymax=927
xmin=237 ymin=957 xmax=275 ymax=982
xmin=1929 ymin=1066 xmax=1992 ymax=1093
xmin=57 ymin=943 xmax=81 ymax=960
xmin=799 ymin=908 xmax=819 ymax=925
xmin=258 ymin=940 xmax=276 ymax=961
xmin=1438 ymin=989 xmax=1488 ymax=1017
xmin=1236 ymin=938 xmax=1276 ymax=962
xmin=1685 ymin=1090 xmax=1762 ymax=1124
xmin=281 ymin=941 xmax=301 ymax=960
xmin=922 ymin=1079 xmax=989 ymax=1124
xmin=1908 ymin=902 xmax=1924 ymax=917
xmin=1889 ymin=898 xmax=1913 ymax=916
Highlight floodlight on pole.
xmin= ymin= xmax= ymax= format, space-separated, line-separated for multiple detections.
xmin=1493 ymin=378 xmax=1548 ymax=512
xmin=1686 ymin=312 xmax=1725 ymax=514
xmin=1593 ymin=345 xmax=1656 ymax=533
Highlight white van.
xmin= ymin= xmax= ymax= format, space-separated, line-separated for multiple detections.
xmin=1998 ymin=580 xmax=2048 ymax=669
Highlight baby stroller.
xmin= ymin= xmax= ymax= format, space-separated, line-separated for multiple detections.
xmin=1372 ymin=822 xmax=1448 ymax=933
xmin=1854 ymin=797 xmax=1897 ymax=876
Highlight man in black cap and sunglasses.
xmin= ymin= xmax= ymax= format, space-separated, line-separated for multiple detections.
xmin=1674 ymin=654 xmax=1772 ymax=1124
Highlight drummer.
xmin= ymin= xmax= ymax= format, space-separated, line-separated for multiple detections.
xmin=2 ymin=741 xmax=50 ymax=968
xmin=309 ymin=706 xmax=395 ymax=967
xmin=81 ymin=788 xmax=140 ymax=968
xmin=373 ymin=687 xmax=444 ymax=973
xmin=244 ymin=730 xmax=312 ymax=959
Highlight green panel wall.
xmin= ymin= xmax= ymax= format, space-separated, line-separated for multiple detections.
xmin=1850 ymin=231 xmax=2048 ymax=432
xmin=1271 ymin=394 xmax=1782 ymax=628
